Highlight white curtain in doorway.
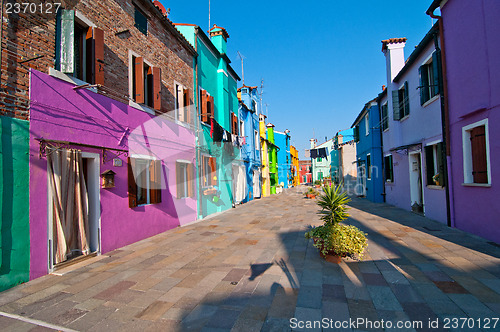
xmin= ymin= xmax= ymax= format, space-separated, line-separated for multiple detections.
xmin=253 ymin=170 xmax=261 ymax=198
xmin=47 ymin=148 xmax=90 ymax=264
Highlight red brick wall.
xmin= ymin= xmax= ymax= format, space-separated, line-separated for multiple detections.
xmin=0 ymin=0 xmax=194 ymax=120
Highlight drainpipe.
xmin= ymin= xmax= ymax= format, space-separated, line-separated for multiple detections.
xmin=194 ymin=29 xmax=203 ymax=220
xmin=428 ymin=10 xmax=454 ymax=228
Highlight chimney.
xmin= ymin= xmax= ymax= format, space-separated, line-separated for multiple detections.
xmin=382 ymin=85 xmax=386 ymax=91
xmin=381 ymin=38 xmax=406 ymax=84
xmin=209 ymin=24 xmax=229 ymax=54
xmin=310 ymin=138 xmax=316 ymax=149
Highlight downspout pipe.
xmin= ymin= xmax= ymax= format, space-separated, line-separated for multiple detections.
xmin=427 ymin=9 xmax=454 ymax=228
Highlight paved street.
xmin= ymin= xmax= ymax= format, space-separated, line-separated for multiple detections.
xmin=1 ymin=186 xmax=500 ymax=331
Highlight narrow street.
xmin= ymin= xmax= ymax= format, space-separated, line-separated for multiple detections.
xmin=1 ymin=186 xmax=500 ymax=332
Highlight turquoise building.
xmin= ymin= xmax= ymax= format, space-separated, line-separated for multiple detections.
xmin=310 ymin=138 xmax=334 ymax=182
xmin=175 ymin=24 xmax=241 ymax=218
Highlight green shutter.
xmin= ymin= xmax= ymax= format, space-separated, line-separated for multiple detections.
xmin=425 ymin=145 xmax=434 ymax=185
xmin=354 ymin=126 xmax=359 ymax=142
xmin=392 ymin=90 xmax=401 ymax=121
xmin=56 ymin=10 xmax=75 ymax=74
xmin=432 ymin=51 xmax=441 ymax=96
xmin=437 ymin=142 xmax=445 ymax=187
xmin=404 ymin=81 xmax=410 ymax=117
xmin=419 ymin=66 xmax=429 ymax=105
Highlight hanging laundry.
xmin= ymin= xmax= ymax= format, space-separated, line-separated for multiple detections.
xmin=241 ymin=136 xmax=246 ymax=145
xmin=212 ymin=120 xmax=224 ymax=142
xmin=318 ymin=147 xmax=328 ymax=159
xmin=310 ymin=149 xmax=318 ymax=158
xmin=210 ymin=118 xmax=214 ymax=138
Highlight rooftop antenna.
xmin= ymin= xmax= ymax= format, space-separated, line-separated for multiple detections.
xmin=264 ymin=103 xmax=269 ymax=117
xmin=208 ymin=0 xmax=211 ymax=34
xmin=259 ymin=79 xmax=264 ymax=115
xmin=237 ymin=51 xmax=246 ymax=85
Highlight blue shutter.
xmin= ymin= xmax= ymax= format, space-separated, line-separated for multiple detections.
xmin=56 ymin=10 xmax=75 ymax=74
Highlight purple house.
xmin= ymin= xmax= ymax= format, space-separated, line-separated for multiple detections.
xmin=29 ymin=70 xmax=197 ymax=279
xmin=381 ymin=24 xmax=447 ymax=224
xmin=427 ymin=0 xmax=500 ymax=242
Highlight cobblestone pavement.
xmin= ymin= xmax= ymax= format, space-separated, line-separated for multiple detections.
xmin=1 ymin=186 xmax=500 ymax=331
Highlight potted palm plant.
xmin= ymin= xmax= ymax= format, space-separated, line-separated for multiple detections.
xmin=305 ymin=184 xmax=368 ymax=263
xmin=305 ymin=187 xmax=319 ymax=199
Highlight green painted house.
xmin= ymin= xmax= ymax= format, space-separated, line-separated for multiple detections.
xmin=175 ymin=24 xmax=241 ymax=218
xmin=0 ymin=116 xmax=30 ymax=291
xmin=266 ymin=123 xmax=278 ymax=195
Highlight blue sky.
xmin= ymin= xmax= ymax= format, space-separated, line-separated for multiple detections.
xmin=164 ymin=0 xmax=437 ymax=158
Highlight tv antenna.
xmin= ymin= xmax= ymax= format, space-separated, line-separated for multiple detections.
xmin=259 ymin=79 xmax=264 ymax=115
xmin=237 ymin=51 xmax=246 ymax=85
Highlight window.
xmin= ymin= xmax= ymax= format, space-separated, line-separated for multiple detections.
xmin=231 ymin=113 xmax=239 ymax=135
xmin=176 ymin=161 xmax=195 ymax=198
xmin=392 ymin=81 xmax=409 ymax=120
xmin=419 ymin=51 xmax=440 ymax=105
xmin=317 ymin=158 xmax=322 ymax=162
xmin=56 ymin=10 xmax=104 ymax=84
xmin=367 ymin=154 xmax=371 ymax=179
xmin=200 ymin=89 xmax=214 ymax=124
xmin=134 ymin=7 xmax=148 ymax=35
xmin=175 ymin=84 xmax=192 ymax=124
xmin=240 ymin=119 xmax=244 ymax=138
xmin=425 ymin=142 xmax=444 ymax=187
xmin=381 ymin=103 xmax=389 ymax=131
xmin=463 ymin=120 xmax=490 ymax=184
xmin=128 ymin=157 xmax=162 ymax=207
xmin=354 ymin=125 xmax=359 ymax=142
xmin=365 ymin=113 xmax=370 ymax=136
xmin=384 ymin=155 xmax=393 ymax=182
xmin=202 ymin=155 xmax=217 ymax=187
xmin=303 ymin=176 xmax=307 ymax=183
xmin=131 ymin=55 xmax=161 ymax=110
xmin=255 ymin=130 xmax=259 ymax=150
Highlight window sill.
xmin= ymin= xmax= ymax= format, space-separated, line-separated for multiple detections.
xmin=462 ymin=183 xmax=491 ymax=188
xmin=383 ymin=128 xmax=389 ymax=133
xmin=422 ymin=95 xmax=439 ymax=108
xmin=400 ymin=115 xmax=410 ymax=122
xmin=385 ymin=181 xmax=395 ymax=185
xmin=426 ymin=185 xmax=444 ymax=190
xmin=49 ymin=68 xmax=97 ymax=93
xmin=129 ymin=100 xmax=155 ymax=115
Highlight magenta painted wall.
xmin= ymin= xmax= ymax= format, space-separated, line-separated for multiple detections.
xmin=441 ymin=0 xmax=500 ymax=243
xmin=29 ymin=70 xmax=197 ymax=279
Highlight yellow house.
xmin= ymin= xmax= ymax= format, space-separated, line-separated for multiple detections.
xmin=259 ymin=114 xmax=271 ymax=197
xmin=291 ymin=145 xmax=300 ymax=186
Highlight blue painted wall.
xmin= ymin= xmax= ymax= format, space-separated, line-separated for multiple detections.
xmin=353 ymin=102 xmax=384 ymax=202
xmin=275 ymin=131 xmax=291 ymax=188
xmin=238 ymin=87 xmax=261 ymax=201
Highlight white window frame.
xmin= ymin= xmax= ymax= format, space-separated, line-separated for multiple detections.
xmin=462 ymin=118 xmax=491 ymax=186
xmin=384 ymin=153 xmax=393 ymax=183
xmin=254 ymin=130 xmax=259 ymax=151
xmin=365 ymin=113 xmax=370 ymax=136
xmin=176 ymin=160 xmax=190 ymax=199
xmin=240 ymin=119 xmax=244 ymax=138
xmin=366 ymin=153 xmax=371 ymax=180
xmin=128 ymin=50 xmax=155 ymax=114
xmin=131 ymin=154 xmax=158 ymax=206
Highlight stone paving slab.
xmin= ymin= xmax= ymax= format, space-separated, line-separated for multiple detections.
xmin=1 ymin=186 xmax=500 ymax=331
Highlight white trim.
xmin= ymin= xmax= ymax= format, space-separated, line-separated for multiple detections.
xmin=75 ymin=10 xmax=96 ymax=28
xmin=420 ymin=52 xmax=433 ymax=66
xmin=81 ymin=152 xmax=101 ymax=255
xmin=130 ymin=153 xmax=156 ymax=160
xmin=217 ymin=69 xmax=228 ymax=77
xmin=365 ymin=113 xmax=370 ymax=136
xmin=176 ymin=159 xmax=192 ymax=164
xmin=366 ymin=153 xmax=372 ymax=180
xmin=461 ymin=183 xmax=491 ymax=188
xmin=422 ymin=94 xmax=439 ymax=108
xmin=129 ymin=100 xmax=155 ymax=115
xmin=425 ymin=139 xmax=442 ymax=147
xmin=408 ymin=151 xmax=425 ymax=213
xmin=128 ymin=50 xmax=155 ymax=113
xmin=48 ymin=68 xmax=97 ymax=93
xmin=462 ymin=118 xmax=491 ymax=185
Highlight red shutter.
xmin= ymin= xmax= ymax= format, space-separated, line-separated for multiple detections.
xmin=93 ymin=27 xmax=104 ymax=85
xmin=176 ymin=162 xmax=182 ymax=198
xmin=209 ymin=157 xmax=216 ymax=186
xmin=209 ymin=96 xmax=214 ymax=120
xmin=183 ymin=88 xmax=190 ymax=123
xmin=201 ymin=90 xmax=208 ymax=123
xmin=128 ymin=157 xmax=137 ymax=208
xmin=135 ymin=57 xmax=144 ymax=103
xmin=85 ymin=28 xmax=94 ymax=84
xmin=470 ymin=125 xmax=488 ymax=183
xmin=150 ymin=160 xmax=162 ymax=204
xmin=152 ymin=67 xmax=161 ymax=111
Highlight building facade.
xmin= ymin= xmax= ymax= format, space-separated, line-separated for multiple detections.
xmin=275 ymin=130 xmax=291 ymax=189
xmin=427 ymin=0 xmax=500 ymax=241
xmin=24 ymin=0 xmax=198 ymax=280
xmin=299 ymin=160 xmax=312 ymax=184
xmin=381 ymin=24 xmax=447 ymax=224
xmin=238 ymin=85 xmax=261 ymax=201
xmin=352 ymin=99 xmax=384 ymax=202
xmin=310 ymin=138 xmax=334 ymax=182
xmin=291 ymin=145 xmax=299 ymax=186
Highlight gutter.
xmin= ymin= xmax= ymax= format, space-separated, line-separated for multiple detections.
xmin=427 ymin=7 xmax=454 ymax=229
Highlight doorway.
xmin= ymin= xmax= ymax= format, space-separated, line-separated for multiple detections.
xmin=47 ymin=151 xmax=101 ymax=271
xmin=357 ymin=164 xmax=367 ymax=197
xmin=409 ymin=152 xmax=424 ymax=214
